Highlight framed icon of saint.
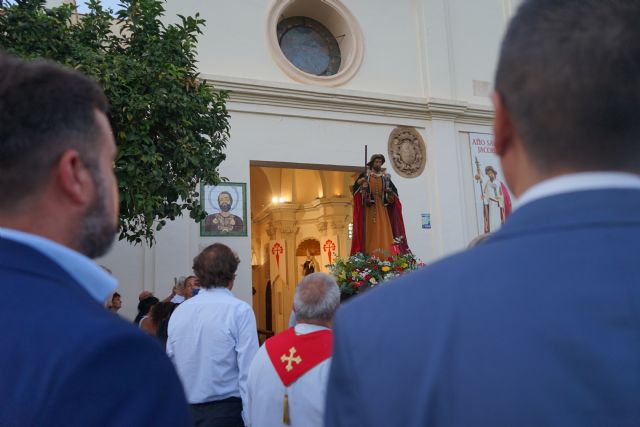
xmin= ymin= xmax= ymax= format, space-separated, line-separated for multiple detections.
xmin=200 ymin=182 xmax=247 ymax=237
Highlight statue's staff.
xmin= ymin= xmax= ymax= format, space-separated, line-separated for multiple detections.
xmin=361 ymin=145 xmax=368 ymax=250
xmin=474 ymin=156 xmax=490 ymax=233
xmin=474 ymin=157 xmax=484 ymax=197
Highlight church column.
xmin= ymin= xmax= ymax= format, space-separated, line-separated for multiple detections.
xmin=277 ymin=220 xmax=298 ymax=329
xmin=329 ymin=215 xmax=349 ymax=258
xmin=316 ymin=221 xmax=330 ymax=270
xmin=267 ymin=217 xmax=298 ymax=332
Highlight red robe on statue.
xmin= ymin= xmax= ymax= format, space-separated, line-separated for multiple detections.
xmin=350 ymin=171 xmax=410 ymax=256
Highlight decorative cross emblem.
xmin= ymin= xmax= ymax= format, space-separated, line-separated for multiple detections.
xmin=280 ymin=346 xmax=302 ymax=372
xmin=323 ymin=239 xmax=336 ymax=264
xmin=272 ymin=242 xmax=283 ymax=269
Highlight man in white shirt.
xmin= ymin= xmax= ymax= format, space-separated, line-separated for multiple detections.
xmin=168 ymin=243 xmax=258 ymax=427
xmin=248 ymin=272 xmax=339 ymax=427
xmin=326 ymin=1 xmax=640 ymax=426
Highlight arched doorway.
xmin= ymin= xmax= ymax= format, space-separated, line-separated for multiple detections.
xmin=250 ymin=162 xmax=357 ymax=333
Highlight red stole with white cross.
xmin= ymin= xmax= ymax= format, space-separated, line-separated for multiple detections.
xmin=265 ymin=327 xmax=332 ymax=424
xmin=265 ymin=327 xmax=333 ymax=386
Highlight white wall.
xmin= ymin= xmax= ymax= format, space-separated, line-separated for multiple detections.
xmin=98 ymin=0 xmax=518 ymax=320
xmin=162 ymin=0 xmax=424 ymax=97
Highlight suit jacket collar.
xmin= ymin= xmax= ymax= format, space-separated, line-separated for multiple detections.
xmin=0 ymin=237 xmax=97 ymax=302
xmin=515 ymin=172 xmax=640 ymax=210
xmin=494 ymin=188 xmax=640 ymax=240
xmin=0 ymin=227 xmax=116 ymax=302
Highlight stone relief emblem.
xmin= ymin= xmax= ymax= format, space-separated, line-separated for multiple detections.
xmin=388 ymin=126 xmax=427 ymax=178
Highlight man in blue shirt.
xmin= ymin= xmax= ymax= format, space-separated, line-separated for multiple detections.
xmin=0 ymin=54 xmax=191 ymax=426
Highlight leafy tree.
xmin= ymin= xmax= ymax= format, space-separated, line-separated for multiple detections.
xmin=0 ymin=0 xmax=230 ymax=244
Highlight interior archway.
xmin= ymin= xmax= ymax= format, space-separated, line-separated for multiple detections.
xmin=250 ymin=162 xmax=358 ymax=333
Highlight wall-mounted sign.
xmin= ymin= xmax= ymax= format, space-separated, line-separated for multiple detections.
xmin=421 ymin=213 xmax=431 ymax=229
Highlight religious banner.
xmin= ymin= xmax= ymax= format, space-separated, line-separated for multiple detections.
xmin=320 ymin=236 xmax=338 ymax=269
xmin=269 ymin=240 xmax=285 ymax=273
xmin=469 ymin=133 xmax=514 ymax=234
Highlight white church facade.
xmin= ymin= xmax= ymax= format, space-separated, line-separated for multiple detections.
xmin=91 ymin=0 xmax=521 ymax=329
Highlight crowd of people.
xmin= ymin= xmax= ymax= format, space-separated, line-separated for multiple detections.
xmin=137 ymin=245 xmax=337 ymax=427
xmin=103 ymin=244 xmax=338 ymax=426
xmin=1 ymin=0 xmax=640 ymax=426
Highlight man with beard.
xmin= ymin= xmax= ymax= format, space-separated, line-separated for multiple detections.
xmin=204 ymin=190 xmax=244 ymax=233
xmin=0 ymin=54 xmax=191 ymax=426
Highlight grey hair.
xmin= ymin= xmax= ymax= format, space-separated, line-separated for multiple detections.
xmin=294 ymin=272 xmax=340 ymax=323
xmin=175 ymin=276 xmax=188 ymax=290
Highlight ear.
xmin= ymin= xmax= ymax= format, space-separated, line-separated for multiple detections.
xmin=55 ymin=149 xmax=95 ymax=206
xmin=492 ymin=91 xmax=514 ymax=157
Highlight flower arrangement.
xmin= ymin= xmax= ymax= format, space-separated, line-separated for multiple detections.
xmin=328 ymin=251 xmax=426 ymax=296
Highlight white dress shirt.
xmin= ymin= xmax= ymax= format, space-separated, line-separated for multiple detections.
xmin=247 ymin=323 xmax=332 ymax=427
xmin=170 ymin=294 xmax=185 ymax=304
xmin=167 ymin=286 xmax=258 ymax=424
xmin=515 ymin=172 xmax=640 ymax=210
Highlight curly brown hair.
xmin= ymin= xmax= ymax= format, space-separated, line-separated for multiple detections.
xmin=192 ymin=243 xmax=240 ymax=288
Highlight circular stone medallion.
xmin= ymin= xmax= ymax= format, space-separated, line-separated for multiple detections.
xmin=388 ymin=127 xmax=427 ymax=178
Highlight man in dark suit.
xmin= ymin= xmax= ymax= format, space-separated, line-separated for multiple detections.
xmin=0 ymin=54 xmax=191 ymax=425
xmin=325 ymin=1 xmax=640 ymax=426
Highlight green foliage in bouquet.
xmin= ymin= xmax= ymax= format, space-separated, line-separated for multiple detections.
xmin=328 ymin=252 xmax=426 ymax=296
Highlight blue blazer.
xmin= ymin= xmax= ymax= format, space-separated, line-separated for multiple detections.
xmin=325 ymin=189 xmax=640 ymax=427
xmin=0 ymin=238 xmax=191 ymax=427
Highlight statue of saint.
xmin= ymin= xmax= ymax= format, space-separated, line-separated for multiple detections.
xmin=350 ymin=154 xmax=410 ymax=256
xmin=302 ymin=252 xmax=319 ymax=276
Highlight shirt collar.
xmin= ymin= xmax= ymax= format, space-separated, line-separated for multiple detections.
xmin=294 ymin=323 xmax=331 ymax=334
xmin=0 ymin=227 xmax=117 ymax=303
xmin=515 ymin=172 xmax=640 ymax=211
xmin=200 ymin=286 xmax=233 ymax=295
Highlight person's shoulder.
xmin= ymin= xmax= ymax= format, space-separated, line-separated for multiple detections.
xmin=227 ymin=295 xmax=256 ymax=323
xmin=72 ymin=314 xmax=183 ymax=387
xmin=46 ymin=319 xmax=190 ymax=425
xmin=250 ymin=343 xmax=269 ymax=366
xmin=233 ymin=295 xmax=254 ymax=312
xmin=198 ymin=288 xmax=252 ymax=311
xmin=170 ymin=296 xmax=196 ymax=318
xmin=69 ymin=305 xmax=160 ymax=351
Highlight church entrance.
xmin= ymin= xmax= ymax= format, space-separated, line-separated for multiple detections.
xmin=249 ymin=161 xmax=358 ymax=334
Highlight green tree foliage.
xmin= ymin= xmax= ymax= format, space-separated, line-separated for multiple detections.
xmin=0 ymin=0 xmax=230 ymax=244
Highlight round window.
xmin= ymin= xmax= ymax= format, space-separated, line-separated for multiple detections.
xmin=277 ymin=17 xmax=341 ymax=77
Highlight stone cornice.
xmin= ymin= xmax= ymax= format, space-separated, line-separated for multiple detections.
xmin=201 ymin=74 xmax=494 ymax=125
xmin=426 ymin=98 xmax=495 ymax=124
